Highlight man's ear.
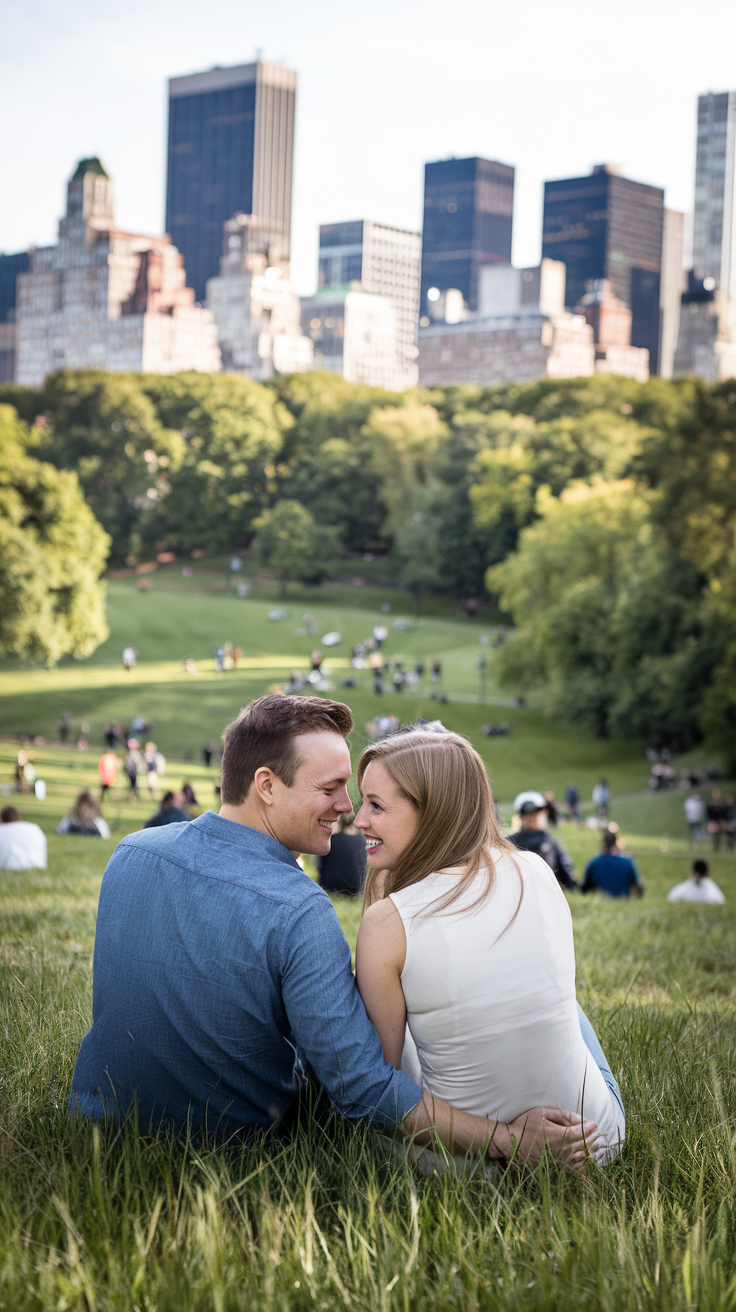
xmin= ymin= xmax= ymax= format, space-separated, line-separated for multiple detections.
xmin=253 ymin=766 xmax=276 ymax=806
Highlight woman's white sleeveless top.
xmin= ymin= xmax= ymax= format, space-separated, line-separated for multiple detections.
xmin=390 ymin=848 xmax=620 ymax=1146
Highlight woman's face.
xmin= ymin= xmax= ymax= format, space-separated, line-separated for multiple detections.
xmin=355 ymin=760 xmax=419 ymax=871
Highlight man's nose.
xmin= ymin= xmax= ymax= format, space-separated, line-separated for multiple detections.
xmin=334 ymin=787 xmax=353 ymax=813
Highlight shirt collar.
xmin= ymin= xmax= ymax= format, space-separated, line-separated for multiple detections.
xmin=191 ymin=811 xmax=301 ymax=869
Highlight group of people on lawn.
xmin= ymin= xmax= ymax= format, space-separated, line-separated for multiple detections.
xmin=1 ymin=695 xmax=727 ymax=1171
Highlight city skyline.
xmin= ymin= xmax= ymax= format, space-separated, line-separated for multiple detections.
xmin=2 ymin=0 xmax=736 ymax=297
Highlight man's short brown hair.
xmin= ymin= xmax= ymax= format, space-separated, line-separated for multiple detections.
xmin=220 ymin=693 xmax=354 ymax=805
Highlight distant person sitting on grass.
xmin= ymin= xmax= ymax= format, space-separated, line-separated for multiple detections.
xmin=71 ymin=693 xmax=600 ymax=1171
xmin=57 ymin=790 xmax=110 ymax=839
xmin=0 ymin=806 xmax=47 ymax=869
xmin=666 ymin=858 xmax=725 ymax=905
xmin=144 ymin=792 xmax=191 ymax=828
xmin=508 ymin=794 xmax=578 ymax=890
xmin=582 ymin=830 xmax=642 ymax=898
xmin=316 ymin=812 xmax=366 ymax=897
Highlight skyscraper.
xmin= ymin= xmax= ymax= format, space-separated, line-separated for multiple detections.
xmin=673 ymin=91 xmax=736 ymax=381
xmin=692 ymin=91 xmax=736 ymax=299
xmin=542 ymin=165 xmax=664 ymax=371
xmin=0 ymin=250 xmax=29 ymax=382
xmin=166 ymin=61 xmax=296 ymax=303
xmin=420 ymin=157 xmax=514 ymax=319
xmin=318 ymin=220 xmax=421 ymax=386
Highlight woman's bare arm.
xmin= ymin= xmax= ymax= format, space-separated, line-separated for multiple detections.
xmin=355 ymin=897 xmax=407 ymax=1069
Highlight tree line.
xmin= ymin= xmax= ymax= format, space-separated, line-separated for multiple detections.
xmin=1 ymin=369 xmax=734 ymax=767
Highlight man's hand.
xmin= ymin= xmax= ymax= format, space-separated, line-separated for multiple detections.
xmin=501 ymin=1106 xmax=603 ymax=1171
xmin=402 ymin=1094 xmax=602 ymax=1174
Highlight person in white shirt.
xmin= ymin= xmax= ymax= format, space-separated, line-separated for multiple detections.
xmin=0 ymin=806 xmax=47 ymax=869
xmin=683 ymin=793 xmax=705 ymax=844
xmin=667 ymin=859 xmax=725 ymax=905
xmin=354 ymin=727 xmax=624 ymax=1170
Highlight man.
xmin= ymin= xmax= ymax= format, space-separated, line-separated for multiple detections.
xmin=582 ymin=830 xmax=643 ymax=898
xmin=509 ymin=795 xmax=577 ymax=889
xmin=72 ymin=694 xmax=599 ymax=1169
xmin=565 ymin=782 xmax=581 ymax=825
xmin=0 ymin=806 xmax=47 ymax=870
xmin=667 ymin=858 xmax=725 ymax=905
xmin=144 ymin=791 xmax=191 ymax=828
xmin=592 ymin=778 xmax=611 ymax=820
xmin=706 ymin=788 xmax=728 ymax=852
xmin=683 ymin=792 xmax=705 ymax=845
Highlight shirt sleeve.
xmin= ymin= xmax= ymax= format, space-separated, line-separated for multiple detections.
xmin=553 ymin=840 xmax=578 ymax=888
xmin=280 ymin=894 xmax=422 ymax=1127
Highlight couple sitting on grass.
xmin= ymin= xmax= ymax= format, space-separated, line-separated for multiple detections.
xmin=72 ymin=694 xmax=624 ymax=1172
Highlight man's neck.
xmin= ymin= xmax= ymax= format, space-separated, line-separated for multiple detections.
xmin=219 ymin=802 xmax=297 ymax=857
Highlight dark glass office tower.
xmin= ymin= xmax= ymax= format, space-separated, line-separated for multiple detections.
xmin=420 ymin=157 xmax=514 ymax=316
xmin=542 ymin=165 xmax=664 ymax=370
xmin=166 ymin=61 xmax=296 ymax=303
xmin=0 ymin=251 xmax=29 ymax=383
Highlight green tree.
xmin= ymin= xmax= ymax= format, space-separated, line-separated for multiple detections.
xmin=142 ymin=372 xmax=287 ymax=554
xmin=488 ymin=481 xmax=720 ymax=745
xmin=0 ymin=405 xmax=110 ymax=665
xmin=33 ymin=370 xmax=184 ymax=565
xmin=393 ymin=495 xmax=444 ymax=613
xmin=252 ymin=500 xmax=342 ymax=593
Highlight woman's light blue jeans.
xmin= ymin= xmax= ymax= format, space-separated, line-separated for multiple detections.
xmin=577 ymin=1002 xmax=625 ymax=1123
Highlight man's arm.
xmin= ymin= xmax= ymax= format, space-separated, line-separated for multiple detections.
xmin=581 ymin=860 xmax=596 ymax=894
xmin=282 ymin=896 xmax=602 ymax=1168
xmin=628 ymin=861 xmax=643 ymax=898
xmin=403 ymin=1095 xmax=602 ymax=1170
xmin=554 ymin=839 xmax=578 ymax=890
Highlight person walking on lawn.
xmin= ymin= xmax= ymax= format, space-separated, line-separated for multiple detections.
xmin=71 ymin=695 xmax=601 ymax=1171
xmin=98 ymin=750 xmax=118 ymax=802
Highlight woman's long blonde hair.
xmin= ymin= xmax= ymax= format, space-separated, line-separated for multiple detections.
xmin=358 ymin=727 xmax=516 ymax=914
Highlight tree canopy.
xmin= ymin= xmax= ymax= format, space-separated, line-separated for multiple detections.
xmin=0 ymin=404 xmax=110 ymax=665
xmin=1 ymin=368 xmax=734 ymax=757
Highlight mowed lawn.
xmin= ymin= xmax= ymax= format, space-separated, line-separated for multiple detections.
xmin=1 ymin=576 xmax=735 ymax=1308
xmin=0 ymin=574 xmax=711 ymax=824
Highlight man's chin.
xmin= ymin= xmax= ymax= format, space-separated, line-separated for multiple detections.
xmin=301 ymin=830 xmax=332 ymax=857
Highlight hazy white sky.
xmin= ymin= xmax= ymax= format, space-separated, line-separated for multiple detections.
xmin=2 ymin=0 xmax=735 ymax=294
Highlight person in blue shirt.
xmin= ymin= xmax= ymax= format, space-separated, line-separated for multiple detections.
xmin=72 ymin=693 xmax=600 ymax=1169
xmin=582 ymin=830 xmax=643 ymax=898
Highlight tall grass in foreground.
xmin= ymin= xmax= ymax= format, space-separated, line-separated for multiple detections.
xmin=0 ymin=843 xmax=735 ymax=1309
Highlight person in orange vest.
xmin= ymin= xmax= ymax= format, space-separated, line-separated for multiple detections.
xmin=98 ymin=750 xmax=119 ymax=802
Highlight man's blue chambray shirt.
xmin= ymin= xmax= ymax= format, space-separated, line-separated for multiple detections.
xmin=72 ymin=811 xmax=422 ymax=1138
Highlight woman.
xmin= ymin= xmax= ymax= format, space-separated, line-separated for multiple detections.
xmin=354 ymin=728 xmax=625 ymax=1164
xmin=56 ymin=790 xmax=110 ymax=839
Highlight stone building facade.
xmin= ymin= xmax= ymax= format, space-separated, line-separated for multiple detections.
xmin=418 ymin=258 xmax=594 ymax=386
xmin=418 ymin=311 xmax=594 ymax=386
xmin=206 ymin=212 xmax=313 ymax=378
xmin=301 ymin=288 xmax=400 ymax=389
xmin=16 ymin=159 xmax=220 ymax=387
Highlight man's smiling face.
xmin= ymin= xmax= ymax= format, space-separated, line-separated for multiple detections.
xmin=268 ymin=731 xmax=353 ymax=856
